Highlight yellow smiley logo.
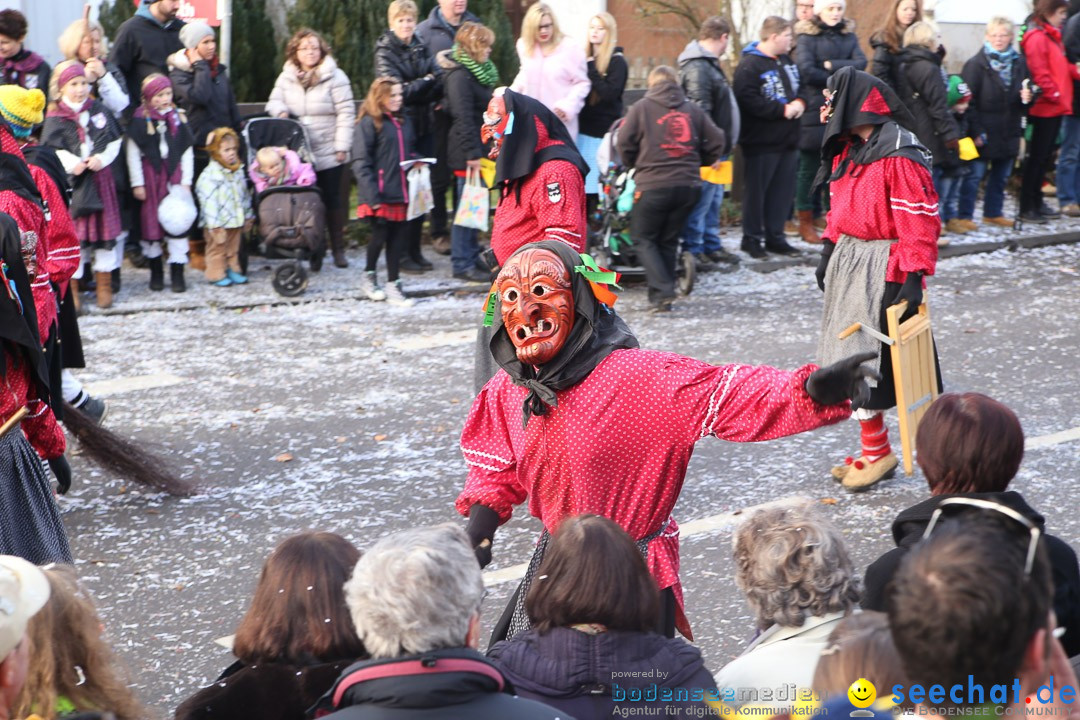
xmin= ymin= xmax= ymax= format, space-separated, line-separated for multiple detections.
xmin=848 ymin=678 xmax=877 ymax=709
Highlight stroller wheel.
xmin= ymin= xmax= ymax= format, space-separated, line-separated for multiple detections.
xmin=676 ymin=251 xmax=696 ymax=297
xmin=272 ymin=261 xmax=308 ymax=297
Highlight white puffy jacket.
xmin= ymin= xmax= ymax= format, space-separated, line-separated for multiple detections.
xmin=265 ymin=56 xmax=356 ymax=171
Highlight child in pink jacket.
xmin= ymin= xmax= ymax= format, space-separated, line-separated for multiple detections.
xmin=249 ymin=146 xmax=316 ymax=193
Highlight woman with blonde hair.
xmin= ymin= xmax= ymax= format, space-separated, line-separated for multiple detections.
xmin=266 ymin=28 xmax=356 ymax=270
xmin=578 ymin=12 xmax=627 ymax=211
xmin=56 ymin=18 xmax=129 ymax=116
xmin=511 ymin=3 xmax=590 ymax=139
xmin=14 ymin=565 xmax=142 ymax=720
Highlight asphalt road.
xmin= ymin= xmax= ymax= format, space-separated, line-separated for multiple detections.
xmin=60 ymin=241 xmax=1080 ymax=717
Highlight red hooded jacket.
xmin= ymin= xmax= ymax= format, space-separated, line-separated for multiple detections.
xmin=1022 ymin=21 xmax=1080 ymax=118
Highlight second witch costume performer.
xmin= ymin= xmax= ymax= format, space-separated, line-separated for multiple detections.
xmin=458 ymin=241 xmax=880 ymax=642
xmin=813 ymin=67 xmax=942 ymax=491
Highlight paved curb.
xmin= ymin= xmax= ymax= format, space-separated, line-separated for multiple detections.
xmin=87 ymin=230 xmax=1080 ymax=316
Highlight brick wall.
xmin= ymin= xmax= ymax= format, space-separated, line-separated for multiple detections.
xmin=606 ymin=0 xmax=695 ymax=88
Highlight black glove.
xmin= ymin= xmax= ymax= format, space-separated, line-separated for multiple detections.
xmin=805 ymin=351 xmax=882 ymax=410
xmin=48 ymin=455 xmax=72 ymax=495
xmin=815 ymin=240 xmax=835 ymax=292
xmin=465 ymin=504 xmax=500 ymax=569
xmin=893 ymin=272 xmax=923 ymax=322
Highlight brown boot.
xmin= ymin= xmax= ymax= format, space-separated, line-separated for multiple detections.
xmin=95 ymin=271 xmax=113 ymax=309
xmin=188 ymin=238 xmax=207 ymax=271
xmin=797 ymin=210 xmax=822 ymax=244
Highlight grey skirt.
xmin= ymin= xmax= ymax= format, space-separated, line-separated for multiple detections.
xmin=0 ymin=429 xmax=72 ymax=564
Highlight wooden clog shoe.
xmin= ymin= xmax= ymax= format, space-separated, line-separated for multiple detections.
xmin=841 ymin=453 xmax=899 ymax=492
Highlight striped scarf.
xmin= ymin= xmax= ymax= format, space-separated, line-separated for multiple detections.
xmin=452 ymin=43 xmax=499 ymax=88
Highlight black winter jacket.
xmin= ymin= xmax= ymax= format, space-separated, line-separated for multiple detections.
xmin=0 ymin=48 xmax=50 ymax=96
xmin=677 ymin=40 xmax=736 ymax=156
xmin=438 ymin=50 xmax=493 ymax=171
xmin=108 ymin=14 xmax=185 ymax=108
xmin=869 ymin=34 xmax=903 ymax=92
xmin=579 ymin=49 xmax=628 ymax=138
xmin=733 ymin=45 xmax=801 ymax=155
xmin=352 ymin=112 xmax=415 ymax=207
xmin=168 ymin=51 xmax=242 ymax=147
xmin=897 ymin=45 xmax=962 ymax=168
xmin=795 ymin=17 xmax=867 ymax=151
xmin=961 ymin=48 xmax=1028 ymax=159
xmin=374 ymin=31 xmax=442 ymax=140
xmin=312 ymin=648 xmax=569 ymax=720
xmin=415 ymin=7 xmax=482 ymax=58
xmin=489 ymin=627 xmax=717 ymax=719
xmin=862 ymin=491 xmax=1080 ymax=657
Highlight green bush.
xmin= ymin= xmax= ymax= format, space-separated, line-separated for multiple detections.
xmin=228 ymin=0 xmax=278 ymax=102
xmin=99 ymin=0 xmax=136 ymax=41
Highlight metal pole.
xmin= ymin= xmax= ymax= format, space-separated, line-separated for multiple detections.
xmin=219 ymin=0 xmax=233 ymax=67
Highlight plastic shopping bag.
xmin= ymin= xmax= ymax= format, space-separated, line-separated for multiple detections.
xmin=453 ymin=168 xmax=489 ymax=231
xmin=406 ymin=163 xmax=434 ymax=221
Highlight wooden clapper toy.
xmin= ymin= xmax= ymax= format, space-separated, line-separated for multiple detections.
xmin=837 ymin=300 xmax=938 ymax=475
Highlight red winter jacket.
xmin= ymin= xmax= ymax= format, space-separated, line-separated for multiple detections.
xmin=1021 ymin=22 xmax=1080 ymax=118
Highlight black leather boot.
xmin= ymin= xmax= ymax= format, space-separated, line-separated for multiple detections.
xmin=149 ymin=257 xmax=164 ymax=291
xmin=170 ymin=263 xmax=186 ymax=293
xmin=111 ymin=267 xmax=121 ymax=293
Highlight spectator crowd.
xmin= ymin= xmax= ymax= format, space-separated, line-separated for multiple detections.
xmin=2 ymin=1 xmax=1080 ymax=719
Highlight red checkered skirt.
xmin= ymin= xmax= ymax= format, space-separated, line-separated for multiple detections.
xmin=74 ymin=167 xmax=121 ymax=250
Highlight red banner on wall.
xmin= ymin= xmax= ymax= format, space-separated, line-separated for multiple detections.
xmin=133 ymin=0 xmax=221 ymax=26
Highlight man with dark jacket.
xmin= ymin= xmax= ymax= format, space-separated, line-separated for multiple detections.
xmin=734 ymin=17 xmax=805 ymax=259
xmin=416 ymin=0 xmax=481 ymax=254
xmin=617 ymin=66 xmax=726 ymax=313
xmin=312 ymin=525 xmax=568 ymax=720
xmin=677 ymin=16 xmax=739 ymax=271
xmin=109 ymin=0 xmax=185 ymax=115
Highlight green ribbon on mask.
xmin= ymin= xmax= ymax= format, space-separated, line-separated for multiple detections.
xmin=482 ymin=291 xmax=498 ymax=327
xmin=574 ymin=253 xmax=620 ymax=287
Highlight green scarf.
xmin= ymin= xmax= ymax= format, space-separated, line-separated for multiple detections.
xmin=452 ymin=44 xmax=499 ymax=88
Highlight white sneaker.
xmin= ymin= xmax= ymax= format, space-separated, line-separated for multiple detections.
xmin=361 ymin=271 xmax=386 ymax=301
xmin=384 ymin=279 xmax=415 ymax=307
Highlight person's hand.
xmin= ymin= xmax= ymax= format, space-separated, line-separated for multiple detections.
xmin=465 ymin=504 xmax=500 ymax=569
xmin=805 ymin=351 xmax=882 ymax=410
xmin=944 ymin=137 xmax=960 ymax=150
xmin=86 ymin=155 xmax=103 ymax=172
xmin=277 ymin=111 xmax=289 ymax=119
xmin=824 ymin=60 xmax=833 ymax=70
xmin=335 ymin=151 xmax=346 ymax=164
xmin=72 ymin=161 xmax=87 ymax=176
xmin=819 ymin=103 xmax=831 ymax=124
xmin=893 ymin=271 xmax=923 ymax=322
xmin=370 ymin=203 xmax=381 ymax=211
xmin=974 ymin=136 xmax=985 ymax=147
xmin=466 ymin=158 xmax=482 ymax=171
xmin=553 ymin=107 xmax=568 ymax=122
xmin=1021 ymin=87 xmax=1034 ymax=104
xmin=84 ymin=57 xmax=105 ymax=82
xmin=710 ymin=159 xmax=724 ymax=171
xmin=784 ymin=102 xmax=802 ymax=119
xmin=48 ymin=455 xmax=72 ymax=494
xmin=132 ymin=186 xmax=147 ymax=201
xmin=182 ymin=184 xmax=191 ymax=192
xmin=815 ymin=240 xmax=835 ymax=292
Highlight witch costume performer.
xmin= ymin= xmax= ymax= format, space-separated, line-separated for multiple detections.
xmin=0 ymin=211 xmax=73 ymax=564
xmin=812 ymin=67 xmax=942 ymax=492
xmin=457 ymin=240 xmax=880 ymax=642
xmin=472 ymin=88 xmax=590 ymax=390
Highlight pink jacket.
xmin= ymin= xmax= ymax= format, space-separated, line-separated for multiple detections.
xmin=510 ymin=36 xmax=590 ymax=139
xmin=249 ymin=149 xmax=317 ymax=193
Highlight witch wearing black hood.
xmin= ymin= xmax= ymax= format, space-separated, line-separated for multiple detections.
xmin=471 ymin=88 xmax=590 ymax=391
xmin=812 ymin=66 xmax=942 ymax=492
xmin=457 ymin=239 xmax=881 ymax=642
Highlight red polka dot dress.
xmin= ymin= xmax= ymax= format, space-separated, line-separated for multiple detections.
xmin=458 ymin=349 xmax=851 ymax=637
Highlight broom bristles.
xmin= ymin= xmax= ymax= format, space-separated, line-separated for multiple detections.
xmin=61 ymin=402 xmax=197 ymax=497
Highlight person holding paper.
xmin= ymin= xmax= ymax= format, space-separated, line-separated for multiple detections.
xmin=733 ymin=16 xmax=805 ymax=259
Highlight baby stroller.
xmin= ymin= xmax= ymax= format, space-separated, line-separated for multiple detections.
xmin=242 ymin=117 xmax=325 ymax=297
xmin=591 ymin=118 xmax=695 ymax=296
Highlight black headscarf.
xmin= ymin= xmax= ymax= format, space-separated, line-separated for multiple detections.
xmin=812 ymin=66 xmax=931 ymax=192
xmin=494 ymin=89 xmax=589 ymax=203
xmin=489 ymin=240 xmax=638 ymax=428
xmin=0 ymin=212 xmax=49 ymax=402
xmin=22 ymin=144 xmax=70 ymax=207
xmin=0 ymin=146 xmax=43 ymax=210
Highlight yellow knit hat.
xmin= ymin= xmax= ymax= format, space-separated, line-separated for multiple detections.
xmin=0 ymin=86 xmax=45 ymax=138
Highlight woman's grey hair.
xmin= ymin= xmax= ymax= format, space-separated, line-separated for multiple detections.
xmin=732 ymin=504 xmax=861 ymax=630
xmin=344 ymin=524 xmax=484 ymax=658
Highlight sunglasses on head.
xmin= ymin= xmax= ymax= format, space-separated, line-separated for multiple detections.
xmin=923 ymin=497 xmax=1042 ymax=576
